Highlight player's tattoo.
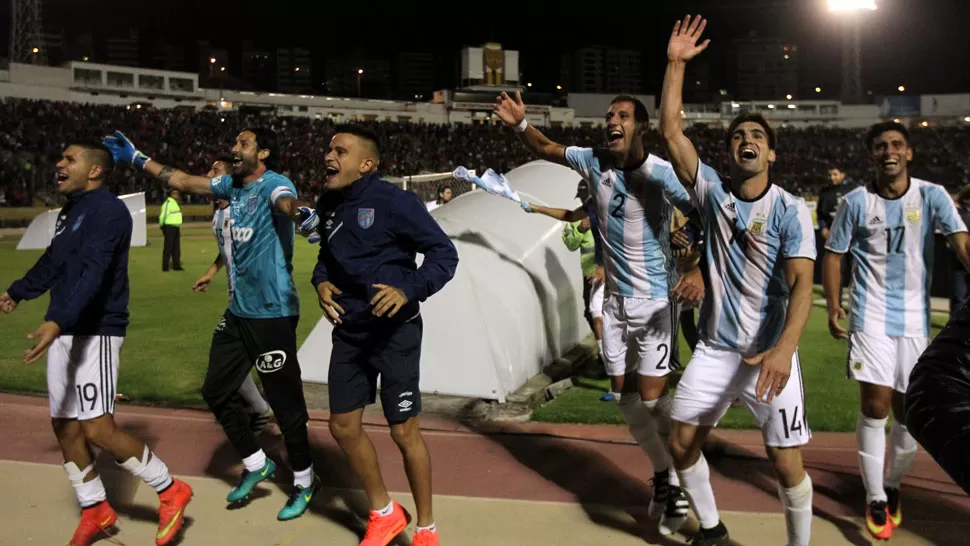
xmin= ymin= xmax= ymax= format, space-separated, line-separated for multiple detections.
xmin=158 ymin=165 xmax=175 ymax=183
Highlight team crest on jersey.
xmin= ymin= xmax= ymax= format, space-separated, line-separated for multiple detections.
xmin=72 ymin=214 xmax=85 ymax=232
xmin=906 ymin=208 xmax=920 ymax=224
xmin=358 ymin=208 xmax=375 ymax=229
xmin=749 ymin=219 xmax=766 ymax=235
xmin=246 ymin=194 xmax=258 ymax=213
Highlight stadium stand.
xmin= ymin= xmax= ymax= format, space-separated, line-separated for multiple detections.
xmin=2 ymin=98 xmax=968 ymax=208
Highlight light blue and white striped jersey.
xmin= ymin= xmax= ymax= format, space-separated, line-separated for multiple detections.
xmin=209 ymin=171 xmax=300 ymax=319
xmin=693 ymin=161 xmax=816 ymax=355
xmin=564 ymin=146 xmax=692 ymax=299
xmin=211 ymin=205 xmax=234 ymax=301
xmin=825 ymin=178 xmax=967 ymax=338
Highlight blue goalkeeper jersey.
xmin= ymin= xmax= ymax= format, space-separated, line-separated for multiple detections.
xmin=209 ymin=171 xmax=300 ymax=319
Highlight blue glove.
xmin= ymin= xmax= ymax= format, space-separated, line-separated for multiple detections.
xmin=521 ymin=201 xmax=533 ymax=212
xmin=103 ymin=131 xmax=151 ymax=170
xmin=297 ymin=206 xmax=319 ymax=239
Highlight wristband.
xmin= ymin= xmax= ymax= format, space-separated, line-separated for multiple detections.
xmin=514 ymin=119 xmax=528 ymax=133
xmin=132 ymin=151 xmax=151 ymax=171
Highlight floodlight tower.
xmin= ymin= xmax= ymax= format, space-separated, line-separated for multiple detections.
xmin=9 ymin=0 xmax=47 ymax=64
xmin=828 ymin=0 xmax=877 ymax=104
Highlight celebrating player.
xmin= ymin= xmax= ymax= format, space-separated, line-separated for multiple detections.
xmin=0 ymin=143 xmax=192 ymax=546
xmin=494 ymin=88 xmax=703 ymax=533
xmin=103 ymin=128 xmax=320 ymax=521
xmin=313 ymin=125 xmax=458 ymax=546
xmin=191 ymin=156 xmax=274 ymax=436
xmin=660 ymin=15 xmax=815 ymax=546
xmin=823 ymin=121 xmax=970 ymax=540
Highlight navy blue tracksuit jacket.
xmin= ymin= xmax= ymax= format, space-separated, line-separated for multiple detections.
xmin=311 ymin=174 xmax=458 ymax=328
xmin=7 ymin=186 xmax=132 ymax=337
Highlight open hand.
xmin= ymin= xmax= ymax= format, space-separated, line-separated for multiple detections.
xmin=371 ymin=284 xmax=408 ymax=318
xmin=668 ymin=15 xmax=711 ymax=63
xmin=493 ymin=91 xmax=526 ymax=128
xmin=744 ymin=345 xmax=794 ymax=404
xmin=24 ymin=321 xmax=61 ymax=364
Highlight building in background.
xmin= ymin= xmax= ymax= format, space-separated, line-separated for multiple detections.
xmin=734 ymin=34 xmax=798 ymax=101
xmin=276 ymin=47 xmax=312 ymax=94
xmin=560 ymin=47 xmax=643 ymax=94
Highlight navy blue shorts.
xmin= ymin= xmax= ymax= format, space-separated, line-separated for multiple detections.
xmin=328 ymin=316 xmax=422 ymax=424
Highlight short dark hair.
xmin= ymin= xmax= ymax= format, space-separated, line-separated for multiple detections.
xmin=865 ymin=121 xmax=910 ymax=151
xmin=437 ymin=185 xmax=451 ymax=196
xmin=828 ymin=165 xmax=844 ymax=172
xmin=242 ymin=127 xmax=280 ymax=171
xmin=334 ymin=123 xmax=382 ymax=160
xmin=72 ymin=142 xmax=114 ymax=176
xmin=610 ymin=95 xmax=650 ymax=125
xmin=725 ymin=113 xmax=777 ymax=151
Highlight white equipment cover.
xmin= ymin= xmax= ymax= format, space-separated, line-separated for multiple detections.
xmin=16 ymin=192 xmax=148 ymax=250
xmin=298 ymin=160 xmax=591 ymax=402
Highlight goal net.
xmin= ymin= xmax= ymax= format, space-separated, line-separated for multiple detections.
xmin=393 ymin=170 xmax=477 ymax=205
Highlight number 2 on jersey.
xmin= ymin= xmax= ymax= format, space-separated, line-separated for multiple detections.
xmin=610 ymin=194 xmax=625 ymax=219
xmin=885 ymin=226 xmax=905 ymax=254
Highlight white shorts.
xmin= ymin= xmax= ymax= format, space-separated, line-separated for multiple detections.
xmin=601 ymin=295 xmax=675 ymax=377
xmin=47 ymin=335 xmax=123 ymax=421
xmin=671 ymin=339 xmax=811 ymax=448
xmin=847 ymin=332 xmax=929 ymax=393
xmin=588 ymin=280 xmax=605 ymax=320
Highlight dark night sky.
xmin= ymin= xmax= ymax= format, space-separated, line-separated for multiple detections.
xmin=6 ymin=0 xmax=970 ymax=98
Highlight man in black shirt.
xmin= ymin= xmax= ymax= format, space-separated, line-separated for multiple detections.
xmin=817 ymin=166 xmax=858 ymax=305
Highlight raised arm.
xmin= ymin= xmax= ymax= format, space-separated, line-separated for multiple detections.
xmin=659 ymin=15 xmax=710 ymax=186
xmin=493 ymin=91 xmax=568 ymax=166
xmin=103 ymin=131 xmax=213 ymax=195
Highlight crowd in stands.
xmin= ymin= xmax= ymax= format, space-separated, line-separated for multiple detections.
xmin=1 ymin=98 xmax=968 ymax=207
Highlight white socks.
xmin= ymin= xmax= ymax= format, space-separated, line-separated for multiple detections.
xmin=677 ymin=454 xmax=720 ymax=529
xmin=293 ymin=464 xmax=314 ymax=489
xmin=642 ymin=394 xmax=680 ymax=486
xmin=886 ymin=421 xmax=918 ymax=489
xmin=778 ymin=473 xmax=813 ymax=546
xmin=238 ymin=374 xmax=271 ymax=415
xmin=118 ymin=445 xmax=173 ymax=492
xmin=375 ymin=500 xmax=395 ymax=517
xmin=614 ymin=393 xmax=672 ymax=475
xmin=64 ymin=462 xmax=107 ymax=508
xmin=856 ymin=414 xmax=888 ymax=503
xmin=242 ymin=449 xmax=268 ymax=473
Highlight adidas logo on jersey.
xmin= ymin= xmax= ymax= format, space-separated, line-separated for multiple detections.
xmin=869 ymin=216 xmax=882 ymax=225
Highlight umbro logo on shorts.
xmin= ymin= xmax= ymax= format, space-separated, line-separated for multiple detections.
xmin=255 ymin=350 xmax=287 ymax=374
xmin=398 ymin=399 xmax=413 ymax=411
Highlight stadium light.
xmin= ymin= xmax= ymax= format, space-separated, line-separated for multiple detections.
xmin=786 ymin=94 xmax=793 ymax=100
xmin=921 ymin=121 xmax=929 ymax=127
xmin=220 ymin=67 xmax=225 ymax=72
xmin=815 ymin=87 xmax=822 ymax=93
xmin=357 ymin=68 xmax=364 ymax=75
xmin=898 ymin=85 xmax=905 ymax=92
xmin=31 ymin=47 xmax=38 ymax=54
xmin=82 ymin=56 xmax=89 ymax=62
xmin=827 ymin=0 xmax=877 ymax=11
xmin=527 ymin=82 xmax=532 ymax=87
xmin=965 ymin=116 xmax=970 ymax=123
xmin=556 ymin=85 xmax=562 ymax=90
xmin=209 ymin=57 xmax=216 ymax=64
xmin=295 ymin=67 xmax=300 ymax=72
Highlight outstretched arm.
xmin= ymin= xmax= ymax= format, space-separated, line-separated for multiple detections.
xmin=659 ymin=15 xmax=710 ymax=186
xmin=103 ymin=131 xmax=213 ymax=195
xmin=526 ymin=204 xmax=589 ymax=223
xmin=493 ymin=91 xmax=568 ymax=166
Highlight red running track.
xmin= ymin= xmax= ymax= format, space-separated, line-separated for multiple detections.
xmin=1 ymin=393 xmax=967 ymax=528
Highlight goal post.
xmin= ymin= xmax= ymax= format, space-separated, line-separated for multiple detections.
xmin=392 ymin=170 xmax=477 ymax=204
